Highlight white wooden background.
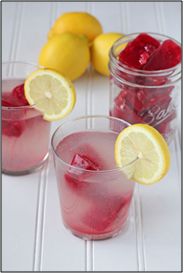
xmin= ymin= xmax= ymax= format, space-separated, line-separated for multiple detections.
xmin=2 ymin=2 xmax=181 ymax=271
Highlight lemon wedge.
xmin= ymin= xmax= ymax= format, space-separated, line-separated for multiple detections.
xmin=24 ymin=69 xmax=76 ymax=121
xmin=115 ymin=124 xmax=170 ymax=185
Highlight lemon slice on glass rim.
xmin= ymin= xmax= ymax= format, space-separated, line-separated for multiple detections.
xmin=115 ymin=124 xmax=170 ymax=185
xmin=24 ymin=69 xmax=76 ymax=121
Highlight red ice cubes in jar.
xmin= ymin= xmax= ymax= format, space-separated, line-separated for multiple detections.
xmin=110 ymin=33 xmax=181 ymax=140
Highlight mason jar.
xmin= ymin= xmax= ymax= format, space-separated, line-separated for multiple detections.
xmin=109 ymin=33 xmax=181 ymax=143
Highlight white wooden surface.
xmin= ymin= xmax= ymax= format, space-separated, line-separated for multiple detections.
xmin=2 ymin=2 xmax=181 ymax=271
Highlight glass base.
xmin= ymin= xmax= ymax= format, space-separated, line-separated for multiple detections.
xmin=64 ymin=220 xmax=129 ymax=241
xmin=2 ymin=153 xmax=49 ymax=176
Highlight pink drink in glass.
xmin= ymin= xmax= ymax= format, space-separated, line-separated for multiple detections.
xmin=52 ymin=116 xmax=134 ymax=240
xmin=2 ymin=62 xmax=51 ymax=175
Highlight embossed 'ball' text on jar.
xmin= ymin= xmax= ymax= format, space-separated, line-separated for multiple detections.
xmin=109 ymin=33 xmax=181 ymax=143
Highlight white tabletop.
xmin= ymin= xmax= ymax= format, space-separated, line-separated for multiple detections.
xmin=2 ymin=2 xmax=181 ymax=271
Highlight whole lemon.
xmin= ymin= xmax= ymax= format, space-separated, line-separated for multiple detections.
xmin=38 ymin=33 xmax=90 ymax=81
xmin=91 ymin=33 xmax=124 ymax=76
xmin=48 ymin=12 xmax=103 ymax=44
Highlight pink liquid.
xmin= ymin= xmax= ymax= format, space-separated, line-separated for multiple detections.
xmin=55 ymin=131 xmax=134 ymax=240
xmin=2 ymin=79 xmax=50 ymax=174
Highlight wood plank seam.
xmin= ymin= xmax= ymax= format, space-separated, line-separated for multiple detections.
xmin=32 ymin=158 xmax=49 ymax=271
xmin=39 ymin=159 xmax=50 ymax=271
xmin=32 ymin=165 xmax=46 ymax=271
xmin=7 ymin=3 xmax=18 ymax=62
xmin=33 ymin=3 xmax=56 ymax=271
xmin=8 ymin=2 xmax=23 ymax=77
xmin=51 ymin=1 xmax=58 ymax=25
xmin=8 ymin=3 xmax=22 ymax=62
xmin=120 ymin=2 xmax=129 ymax=33
xmin=154 ymin=2 xmax=166 ymax=34
xmin=85 ymin=2 xmax=94 ymax=271
xmin=134 ymin=186 xmax=146 ymax=271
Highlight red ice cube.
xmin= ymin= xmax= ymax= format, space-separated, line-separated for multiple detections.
xmin=64 ymin=153 xmax=100 ymax=192
xmin=70 ymin=153 xmax=100 ymax=171
xmin=114 ymin=90 xmax=127 ymax=107
xmin=2 ymin=84 xmax=28 ymax=107
xmin=140 ymin=93 xmax=172 ymax=125
xmin=144 ymin=39 xmax=181 ymax=70
xmin=2 ymin=120 xmax=24 ymax=137
xmin=119 ymin=33 xmax=160 ymax=69
xmin=155 ymin=110 xmax=176 ymax=135
xmin=125 ymin=88 xmax=144 ymax=113
xmin=112 ymin=90 xmax=144 ymax=124
xmin=2 ymin=92 xmax=16 ymax=107
xmin=82 ymin=194 xmax=131 ymax=233
xmin=12 ymin=83 xmax=29 ymax=106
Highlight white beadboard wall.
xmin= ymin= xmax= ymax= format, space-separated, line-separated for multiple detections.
xmin=2 ymin=2 xmax=181 ymax=271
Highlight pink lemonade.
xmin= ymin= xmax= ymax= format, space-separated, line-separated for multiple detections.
xmin=54 ymin=130 xmax=134 ymax=240
xmin=2 ymin=79 xmax=50 ymax=174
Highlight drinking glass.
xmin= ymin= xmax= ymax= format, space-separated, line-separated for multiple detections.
xmin=2 ymin=61 xmax=51 ymax=175
xmin=52 ymin=115 xmax=135 ymax=240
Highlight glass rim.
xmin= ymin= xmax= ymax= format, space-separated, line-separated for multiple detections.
xmin=2 ymin=60 xmax=45 ymax=110
xmin=109 ymin=32 xmax=181 ymax=87
xmin=51 ymin=115 xmax=135 ymax=175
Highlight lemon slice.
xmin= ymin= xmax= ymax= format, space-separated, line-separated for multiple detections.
xmin=115 ymin=124 xmax=170 ymax=185
xmin=24 ymin=69 xmax=76 ymax=121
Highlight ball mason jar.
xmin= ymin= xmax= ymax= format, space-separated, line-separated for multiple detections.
xmin=109 ymin=33 xmax=181 ymax=143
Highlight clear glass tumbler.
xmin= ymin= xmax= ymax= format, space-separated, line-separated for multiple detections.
xmin=51 ymin=115 xmax=135 ymax=240
xmin=2 ymin=61 xmax=51 ymax=175
xmin=109 ymin=33 xmax=181 ymax=143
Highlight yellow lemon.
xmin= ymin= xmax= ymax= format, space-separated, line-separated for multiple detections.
xmin=48 ymin=12 xmax=103 ymax=44
xmin=91 ymin=33 xmax=125 ymax=76
xmin=115 ymin=124 xmax=170 ymax=185
xmin=38 ymin=33 xmax=90 ymax=81
xmin=24 ymin=69 xmax=76 ymax=121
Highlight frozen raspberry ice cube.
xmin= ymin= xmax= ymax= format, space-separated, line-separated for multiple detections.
xmin=144 ymin=39 xmax=181 ymax=70
xmin=64 ymin=153 xmax=100 ymax=193
xmin=125 ymin=88 xmax=144 ymax=113
xmin=114 ymin=90 xmax=127 ymax=107
xmin=156 ymin=110 xmax=176 ymax=130
xmin=112 ymin=90 xmax=144 ymax=124
xmin=12 ymin=83 xmax=29 ymax=106
xmin=2 ymin=120 xmax=24 ymax=137
xmin=2 ymin=93 xmax=15 ymax=107
xmin=82 ymin=194 xmax=130 ymax=233
xmin=70 ymin=153 xmax=100 ymax=171
xmin=119 ymin=33 xmax=160 ymax=69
